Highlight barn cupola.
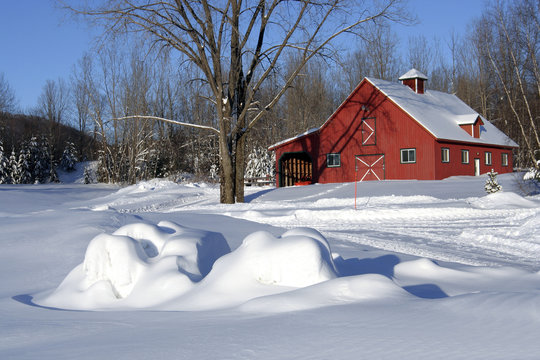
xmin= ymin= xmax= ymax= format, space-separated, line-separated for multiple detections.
xmin=399 ymin=68 xmax=428 ymax=94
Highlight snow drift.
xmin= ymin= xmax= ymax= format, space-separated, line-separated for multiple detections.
xmin=36 ymin=221 xmax=231 ymax=309
xmin=35 ymin=224 xmax=345 ymax=311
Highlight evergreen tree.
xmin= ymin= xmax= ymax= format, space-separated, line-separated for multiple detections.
xmin=8 ymin=150 xmax=19 ymax=184
xmin=96 ymin=150 xmax=111 ymax=183
xmin=0 ymin=141 xmax=7 ymax=184
xmin=83 ymin=165 xmax=97 ymax=184
xmin=49 ymin=166 xmax=60 ymax=183
xmin=245 ymin=147 xmax=276 ymax=182
xmin=17 ymin=148 xmax=32 ymax=184
xmin=60 ymin=142 xmax=78 ymax=172
xmin=28 ymin=136 xmax=50 ymax=183
xmin=485 ymin=169 xmax=502 ymax=194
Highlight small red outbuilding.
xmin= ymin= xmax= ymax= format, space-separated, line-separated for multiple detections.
xmin=269 ymin=69 xmax=518 ymax=187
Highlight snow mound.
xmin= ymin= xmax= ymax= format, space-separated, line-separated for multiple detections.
xmin=240 ymin=274 xmax=411 ymax=313
xmin=57 ymin=161 xmax=91 ymax=184
xmin=157 ymin=228 xmax=340 ymax=311
xmin=35 ymin=226 xmax=344 ymax=311
xmin=35 ymin=221 xmax=230 ymax=309
xmin=468 ymin=191 xmax=537 ymax=209
xmin=223 ymin=227 xmax=338 ymax=288
xmin=121 ymin=179 xmax=180 ymax=194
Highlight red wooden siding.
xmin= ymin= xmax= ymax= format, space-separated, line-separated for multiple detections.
xmin=315 ymin=81 xmax=437 ymax=183
xmin=434 ymin=141 xmax=513 ymax=179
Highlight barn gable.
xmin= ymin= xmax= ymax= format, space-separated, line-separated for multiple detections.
xmin=365 ymin=77 xmax=518 ymax=148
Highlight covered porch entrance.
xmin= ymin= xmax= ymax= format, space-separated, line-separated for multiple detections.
xmin=279 ymin=152 xmax=313 ymax=187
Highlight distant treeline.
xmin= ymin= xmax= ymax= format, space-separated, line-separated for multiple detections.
xmin=0 ymin=112 xmax=94 ymax=183
xmin=0 ymin=0 xmax=537 ymax=185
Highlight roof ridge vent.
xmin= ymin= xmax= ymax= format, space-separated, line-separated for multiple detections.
xmin=399 ymin=68 xmax=428 ymax=94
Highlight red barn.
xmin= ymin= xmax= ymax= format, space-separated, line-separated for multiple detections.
xmin=269 ymin=69 xmax=518 ymax=187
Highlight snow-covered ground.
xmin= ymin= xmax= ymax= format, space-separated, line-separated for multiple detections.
xmin=1 ymin=172 xmax=540 ymax=359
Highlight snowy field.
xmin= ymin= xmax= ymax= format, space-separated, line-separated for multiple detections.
xmin=1 ymin=170 xmax=540 ymax=359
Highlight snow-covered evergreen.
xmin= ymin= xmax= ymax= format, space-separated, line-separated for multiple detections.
xmin=17 ymin=147 xmax=32 ymax=184
xmin=209 ymin=163 xmax=219 ymax=181
xmin=60 ymin=142 xmax=78 ymax=172
xmin=485 ymin=169 xmax=502 ymax=194
xmin=28 ymin=137 xmax=51 ymax=183
xmin=83 ymin=163 xmax=98 ymax=184
xmin=245 ymin=146 xmax=275 ymax=182
xmin=523 ymin=161 xmax=540 ymax=182
xmin=0 ymin=141 xmax=8 ymax=184
xmin=8 ymin=150 xmax=19 ymax=184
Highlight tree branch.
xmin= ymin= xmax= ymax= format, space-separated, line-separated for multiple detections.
xmin=114 ymin=115 xmax=220 ymax=135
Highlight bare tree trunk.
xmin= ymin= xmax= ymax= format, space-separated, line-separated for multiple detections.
xmin=235 ymin=133 xmax=245 ymax=203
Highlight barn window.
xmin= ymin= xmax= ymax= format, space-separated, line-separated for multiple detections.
xmin=361 ymin=118 xmax=376 ymax=146
xmin=461 ymin=150 xmax=469 ymax=164
xmin=441 ymin=148 xmax=450 ymax=163
xmin=400 ymin=148 xmax=416 ymax=164
xmin=485 ymin=152 xmax=492 ymax=166
xmin=327 ymin=153 xmax=341 ymax=167
xmin=502 ymin=153 xmax=508 ymax=167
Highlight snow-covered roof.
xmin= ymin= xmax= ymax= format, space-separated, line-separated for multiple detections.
xmin=268 ymin=127 xmax=318 ymax=150
xmin=365 ymin=77 xmax=518 ymax=147
xmin=455 ymin=114 xmax=481 ymax=125
xmin=269 ymin=76 xmax=518 ymax=150
xmin=398 ymin=68 xmax=428 ymax=80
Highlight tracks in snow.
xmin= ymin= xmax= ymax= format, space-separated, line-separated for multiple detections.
xmin=230 ymin=201 xmax=540 ymax=270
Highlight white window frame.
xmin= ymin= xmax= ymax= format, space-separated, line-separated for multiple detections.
xmin=400 ymin=148 xmax=416 ymax=164
xmin=327 ymin=153 xmax=341 ymax=168
xmin=441 ymin=148 xmax=450 ymax=163
xmin=502 ymin=153 xmax=509 ymax=167
xmin=461 ymin=149 xmax=469 ymax=164
xmin=485 ymin=152 xmax=492 ymax=166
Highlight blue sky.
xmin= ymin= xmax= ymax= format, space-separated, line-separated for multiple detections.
xmin=0 ymin=0 xmax=485 ymax=112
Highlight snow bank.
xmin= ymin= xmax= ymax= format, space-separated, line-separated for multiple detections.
xmin=394 ymin=258 xmax=540 ymax=298
xmin=240 ymin=274 xmax=411 ymax=313
xmin=469 ymin=191 xmax=537 ymax=209
xmin=217 ymin=227 xmax=338 ymax=288
xmin=35 ymin=221 xmax=230 ymax=309
xmin=36 ymin=225 xmax=347 ymax=311
xmin=156 ymin=228 xmax=341 ymax=311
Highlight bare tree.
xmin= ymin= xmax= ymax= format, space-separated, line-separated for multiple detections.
xmin=38 ymin=79 xmax=69 ymax=126
xmin=337 ymin=20 xmax=402 ymax=100
xmin=474 ymin=0 xmax=539 ymax=168
xmin=365 ymin=23 xmax=402 ymax=80
xmin=0 ymin=73 xmax=17 ymax=113
xmin=67 ymin=0 xmax=408 ymax=203
xmin=407 ymin=34 xmax=432 ymax=76
xmin=283 ymin=55 xmax=334 ymax=136
xmin=72 ymin=55 xmax=94 ymax=158
xmin=37 ymin=78 xmax=70 ymax=178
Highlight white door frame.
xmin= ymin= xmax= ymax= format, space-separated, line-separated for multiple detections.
xmin=474 ymin=158 xmax=480 ymax=176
